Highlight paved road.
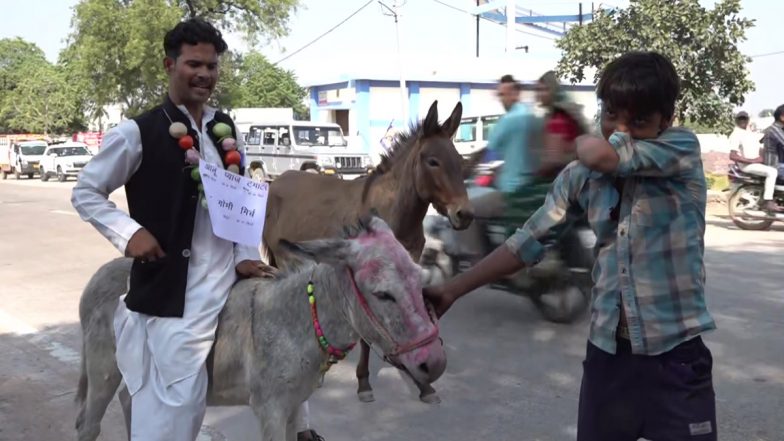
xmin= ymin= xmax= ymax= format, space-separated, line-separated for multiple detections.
xmin=0 ymin=178 xmax=782 ymax=441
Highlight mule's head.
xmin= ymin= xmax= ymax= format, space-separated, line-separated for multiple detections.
xmin=413 ymin=101 xmax=474 ymax=230
xmin=283 ymin=216 xmax=446 ymax=386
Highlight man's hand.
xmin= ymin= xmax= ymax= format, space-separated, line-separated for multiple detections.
xmin=125 ymin=228 xmax=165 ymax=262
xmin=423 ymin=285 xmax=457 ymax=319
xmin=236 ymin=260 xmax=278 ymax=279
xmin=576 ymin=134 xmax=620 ymax=173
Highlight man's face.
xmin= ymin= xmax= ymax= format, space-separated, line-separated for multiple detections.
xmin=497 ymin=82 xmax=520 ymax=111
xmin=736 ymin=118 xmax=749 ymax=130
xmin=600 ymin=106 xmax=670 ymax=140
xmin=164 ymin=43 xmax=219 ymax=106
xmin=535 ymin=81 xmax=553 ymax=107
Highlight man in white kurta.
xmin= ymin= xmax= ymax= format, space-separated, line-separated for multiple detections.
xmin=72 ymin=18 xmax=316 ymax=441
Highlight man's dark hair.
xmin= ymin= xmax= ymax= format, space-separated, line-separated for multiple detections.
xmin=500 ymin=74 xmax=523 ymax=91
xmin=597 ymin=51 xmax=680 ymax=121
xmin=164 ymin=18 xmax=228 ymax=59
xmin=774 ymin=104 xmax=784 ymax=122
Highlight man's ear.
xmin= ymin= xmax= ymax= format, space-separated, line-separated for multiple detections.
xmin=163 ymin=56 xmax=175 ymax=74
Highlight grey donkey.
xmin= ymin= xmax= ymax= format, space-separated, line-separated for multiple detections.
xmin=75 ymin=216 xmax=446 ymax=441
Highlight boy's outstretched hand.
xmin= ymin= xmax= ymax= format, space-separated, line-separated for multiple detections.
xmin=423 ymin=285 xmax=457 ymax=319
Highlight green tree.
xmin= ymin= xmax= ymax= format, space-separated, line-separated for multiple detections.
xmin=63 ymin=0 xmax=300 ymax=118
xmin=0 ymin=38 xmax=49 ymax=132
xmin=227 ymin=51 xmax=307 ymax=116
xmin=556 ymin=0 xmax=754 ymax=133
xmin=9 ymin=63 xmax=80 ymax=134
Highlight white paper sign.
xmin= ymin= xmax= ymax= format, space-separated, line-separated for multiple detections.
xmin=198 ymin=161 xmax=269 ymax=247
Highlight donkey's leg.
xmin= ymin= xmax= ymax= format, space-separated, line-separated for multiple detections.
xmin=118 ymin=384 xmax=132 ymax=440
xmin=356 ymin=339 xmax=374 ymax=402
xmin=77 ymin=351 xmax=122 ymax=441
xmin=414 ymin=380 xmax=440 ymax=404
xmin=250 ymin=396 xmax=288 ymax=441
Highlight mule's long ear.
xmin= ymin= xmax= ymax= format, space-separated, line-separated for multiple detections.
xmin=279 ymin=238 xmax=352 ymax=265
xmin=423 ymin=100 xmax=440 ymax=137
xmin=441 ymin=102 xmax=463 ymax=138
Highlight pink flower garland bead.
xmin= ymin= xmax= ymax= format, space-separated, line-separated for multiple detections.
xmin=185 ymin=148 xmax=200 ymax=165
xmin=221 ymin=137 xmax=237 ymax=151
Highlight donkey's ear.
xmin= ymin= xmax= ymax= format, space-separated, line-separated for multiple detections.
xmin=423 ymin=100 xmax=440 ymax=137
xmin=279 ymin=238 xmax=352 ymax=265
xmin=441 ymin=101 xmax=463 ymax=138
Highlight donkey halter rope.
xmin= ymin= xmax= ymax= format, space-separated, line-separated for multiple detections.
xmin=346 ymin=267 xmax=439 ymax=359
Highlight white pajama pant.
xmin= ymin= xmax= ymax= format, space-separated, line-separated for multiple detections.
xmin=742 ymin=163 xmax=778 ymax=200
xmin=127 ymin=363 xmax=311 ymax=440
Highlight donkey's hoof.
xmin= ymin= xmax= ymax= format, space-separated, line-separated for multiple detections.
xmin=419 ymin=392 xmax=441 ymax=404
xmin=357 ymin=390 xmax=375 ymax=403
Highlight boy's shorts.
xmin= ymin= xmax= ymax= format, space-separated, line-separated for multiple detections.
xmin=577 ymin=336 xmax=717 ymax=441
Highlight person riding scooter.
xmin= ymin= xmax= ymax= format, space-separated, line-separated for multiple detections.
xmin=728 ymin=110 xmax=782 ymax=213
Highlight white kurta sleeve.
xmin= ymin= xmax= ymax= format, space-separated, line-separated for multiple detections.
xmin=71 ymin=120 xmax=144 ymax=255
xmin=232 ymin=132 xmax=263 ymax=266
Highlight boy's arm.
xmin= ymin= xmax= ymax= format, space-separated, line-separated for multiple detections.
xmin=426 ymin=163 xmax=586 ymax=317
xmin=577 ymin=128 xmax=701 ymax=177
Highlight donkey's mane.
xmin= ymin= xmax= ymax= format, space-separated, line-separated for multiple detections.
xmin=360 ymin=120 xmax=428 ymax=202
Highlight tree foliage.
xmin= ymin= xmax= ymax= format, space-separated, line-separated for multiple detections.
xmin=0 ymin=38 xmax=84 ymax=133
xmin=759 ymin=109 xmax=773 ymax=118
xmin=64 ymin=0 xmax=300 ymax=118
xmin=226 ymin=51 xmax=307 ymax=116
xmin=556 ymin=0 xmax=754 ymax=133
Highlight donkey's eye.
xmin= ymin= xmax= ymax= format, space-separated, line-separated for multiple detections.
xmin=372 ymin=291 xmax=397 ymax=303
xmin=426 ymin=158 xmax=440 ymax=168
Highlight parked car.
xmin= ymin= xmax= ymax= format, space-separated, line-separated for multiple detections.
xmin=39 ymin=142 xmax=93 ymax=182
xmin=11 ymin=140 xmax=47 ymax=179
xmin=241 ymin=121 xmax=373 ymax=179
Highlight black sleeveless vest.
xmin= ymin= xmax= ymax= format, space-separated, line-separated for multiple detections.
xmin=124 ymin=96 xmax=241 ymax=317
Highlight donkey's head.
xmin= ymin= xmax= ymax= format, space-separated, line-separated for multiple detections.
xmin=414 ymin=101 xmax=474 ymax=229
xmin=282 ymin=216 xmax=446 ymax=386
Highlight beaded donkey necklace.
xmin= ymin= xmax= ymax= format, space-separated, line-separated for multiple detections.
xmin=307 ymin=280 xmax=356 ymax=375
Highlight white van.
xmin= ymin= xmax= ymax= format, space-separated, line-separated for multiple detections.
xmin=453 ymin=114 xmax=502 ymax=159
xmin=9 ymin=140 xmax=47 ymax=179
xmin=242 ymin=121 xmax=372 ymax=180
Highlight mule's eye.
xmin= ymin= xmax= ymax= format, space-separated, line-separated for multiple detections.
xmin=426 ymin=158 xmax=440 ymax=168
xmin=372 ymin=291 xmax=397 ymax=303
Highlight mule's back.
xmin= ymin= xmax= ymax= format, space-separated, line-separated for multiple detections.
xmin=263 ymin=171 xmax=368 ymax=268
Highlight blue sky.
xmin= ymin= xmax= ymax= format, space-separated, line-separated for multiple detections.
xmin=3 ymin=0 xmax=782 ymax=113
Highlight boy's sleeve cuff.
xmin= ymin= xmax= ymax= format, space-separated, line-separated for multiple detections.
xmin=504 ymin=228 xmax=545 ymax=266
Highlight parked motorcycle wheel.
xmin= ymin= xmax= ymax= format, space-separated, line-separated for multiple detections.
xmin=728 ymin=184 xmax=773 ymax=231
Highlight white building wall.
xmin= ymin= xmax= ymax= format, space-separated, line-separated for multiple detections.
xmin=418 ymin=87 xmax=460 ymax=120
xmin=369 ymin=86 xmax=408 ymax=122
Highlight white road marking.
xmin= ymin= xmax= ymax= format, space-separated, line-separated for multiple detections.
xmin=0 ymin=308 xmax=39 ymax=335
xmin=51 ymin=209 xmax=78 ymax=216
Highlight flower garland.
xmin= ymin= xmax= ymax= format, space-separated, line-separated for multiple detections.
xmin=166 ymin=118 xmax=242 ymax=211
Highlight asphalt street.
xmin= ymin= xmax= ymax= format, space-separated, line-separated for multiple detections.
xmin=0 ymin=178 xmax=782 ymax=441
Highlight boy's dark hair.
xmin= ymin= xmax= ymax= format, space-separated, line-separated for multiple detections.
xmin=164 ymin=18 xmax=228 ymax=59
xmin=774 ymin=104 xmax=784 ymax=122
xmin=597 ymin=51 xmax=680 ymax=121
xmin=500 ymin=74 xmax=523 ymax=91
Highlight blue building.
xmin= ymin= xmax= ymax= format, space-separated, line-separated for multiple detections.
xmin=306 ymin=73 xmax=596 ymax=157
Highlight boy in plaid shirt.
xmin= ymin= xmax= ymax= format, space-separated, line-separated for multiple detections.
xmin=426 ymin=52 xmax=717 ymax=440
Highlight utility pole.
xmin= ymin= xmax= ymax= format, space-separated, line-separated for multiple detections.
xmin=379 ymin=1 xmax=409 ymax=124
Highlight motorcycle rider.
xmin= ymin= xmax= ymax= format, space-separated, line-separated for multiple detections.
xmin=457 ymin=74 xmax=540 ymax=259
xmin=728 ymin=110 xmax=781 ymax=212
xmin=762 ymin=104 xmax=784 ymax=177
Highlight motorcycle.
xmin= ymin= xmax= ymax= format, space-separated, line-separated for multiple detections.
xmin=726 ymin=162 xmax=784 ymax=231
xmin=419 ymin=160 xmax=596 ymax=324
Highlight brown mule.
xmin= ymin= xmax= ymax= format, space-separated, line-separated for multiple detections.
xmin=263 ymin=100 xmax=473 ymax=403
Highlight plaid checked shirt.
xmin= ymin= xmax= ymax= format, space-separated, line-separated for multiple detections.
xmin=506 ymin=127 xmax=716 ymax=355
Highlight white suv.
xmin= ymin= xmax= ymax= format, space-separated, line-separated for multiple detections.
xmin=39 ymin=142 xmax=93 ymax=182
